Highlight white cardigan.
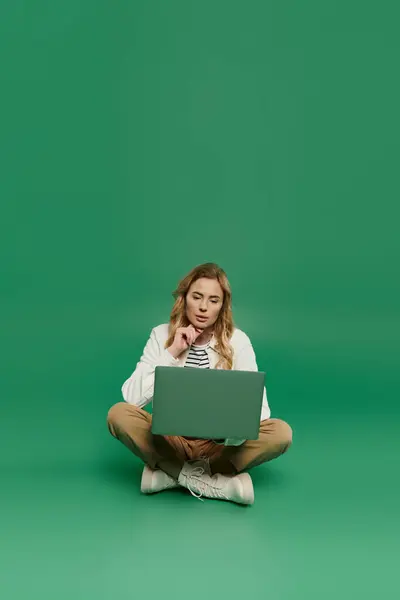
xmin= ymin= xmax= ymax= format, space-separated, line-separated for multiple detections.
xmin=121 ymin=323 xmax=271 ymax=425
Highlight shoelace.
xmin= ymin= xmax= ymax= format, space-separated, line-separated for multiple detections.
xmin=197 ymin=455 xmax=211 ymax=471
xmin=184 ymin=463 xmax=229 ymax=502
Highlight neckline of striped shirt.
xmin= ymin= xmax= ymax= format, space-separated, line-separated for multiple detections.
xmin=184 ymin=341 xmax=210 ymax=369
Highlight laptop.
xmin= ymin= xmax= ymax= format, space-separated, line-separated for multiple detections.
xmin=151 ymin=366 xmax=265 ymax=440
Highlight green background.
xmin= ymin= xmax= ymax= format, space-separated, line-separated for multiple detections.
xmin=1 ymin=1 xmax=399 ymax=598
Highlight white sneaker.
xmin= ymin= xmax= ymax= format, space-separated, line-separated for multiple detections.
xmin=141 ymin=465 xmax=180 ymax=494
xmin=178 ymin=458 xmax=254 ymax=505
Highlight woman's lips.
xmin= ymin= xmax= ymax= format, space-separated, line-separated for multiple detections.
xmin=196 ymin=315 xmax=208 ymax=321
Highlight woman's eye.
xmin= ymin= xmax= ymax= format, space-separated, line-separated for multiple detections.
xmin=193 ymin=296 xmax=218 ymax=303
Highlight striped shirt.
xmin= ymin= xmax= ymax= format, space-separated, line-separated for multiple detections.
xmin=184 ymin=341 xmax=210 ymax=369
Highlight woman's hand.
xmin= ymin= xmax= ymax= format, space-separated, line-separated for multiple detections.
xmin=167 ymin=324 xmax=203 ymax=358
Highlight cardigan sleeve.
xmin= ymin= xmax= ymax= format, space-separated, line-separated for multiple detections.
xmin=121 ymin=328 xmax=179 ymax=408
xmin=234 ymin=341 xmax=271 ymax=421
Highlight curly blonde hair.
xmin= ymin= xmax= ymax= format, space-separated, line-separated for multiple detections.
xmin=164 ymin=262 xmax=235 ymax=370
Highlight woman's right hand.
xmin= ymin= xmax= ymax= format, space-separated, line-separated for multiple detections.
xmin=167 ymin=324 xmax=203 ymax=358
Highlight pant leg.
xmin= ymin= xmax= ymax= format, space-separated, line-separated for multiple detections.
xmin=211 ymin=418 xmax=293 ymax=474
xmin=107 ymin=402 xmax=191 ymax=470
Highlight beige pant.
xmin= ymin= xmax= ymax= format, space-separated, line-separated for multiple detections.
xmin=107 ymin=402 xmax=292 ymax=475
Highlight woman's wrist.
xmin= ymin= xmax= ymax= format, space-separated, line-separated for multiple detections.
xmin=167 ymin=345 xmax=181 ymax=359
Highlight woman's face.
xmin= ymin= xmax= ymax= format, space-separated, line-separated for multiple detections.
xmin=185 ymin=277 xmax=224 ymax=330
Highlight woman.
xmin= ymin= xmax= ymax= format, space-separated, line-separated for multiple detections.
xmin=107 ymin=262 xmax=292 ymax=505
